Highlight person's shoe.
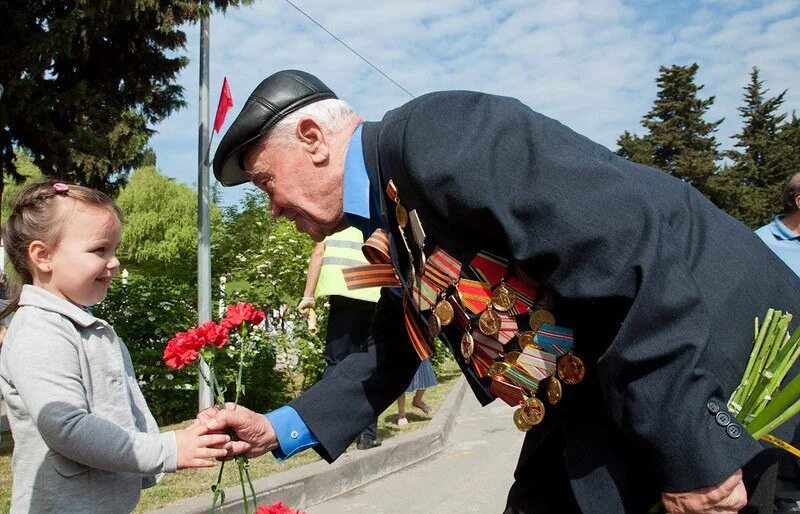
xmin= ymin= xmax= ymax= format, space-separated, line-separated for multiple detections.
xmin=397 ymin=416 xmax=409 ymax=426
xmin=356 ymin=435 xmax=382 ymax=450
xmin=412 ymin=399 xmax=432 ymax=415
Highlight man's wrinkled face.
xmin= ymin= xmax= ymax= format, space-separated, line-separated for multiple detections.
xmin=243 ymin=133 xmax=345 ymax=242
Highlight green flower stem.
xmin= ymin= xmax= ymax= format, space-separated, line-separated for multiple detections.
xmin=751 ymin=328 xmax=800 ymax=419
xmin=752 ymin=396 xmax=800 ymax=440
xmin=236 ymin=456 xmax=251 ymax=514
xmin=739 ymin=312 xmax=786 ymax=419
xmin=748 ymin=364 xmax=800 ymax=435
xmin=235 ymin=324 xmax=247 ymax=407
xmin=732 ymin=310 xmax=774 ymax=410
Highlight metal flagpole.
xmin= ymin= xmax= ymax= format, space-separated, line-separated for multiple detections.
xmin=197 ymin=2 xmax=213 ymax=410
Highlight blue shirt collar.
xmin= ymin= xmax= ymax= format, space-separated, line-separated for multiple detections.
xmin=770 ymin=215 xmax=800 ymax=241
xmin=342 ymin=124 xmax=383 ymax=236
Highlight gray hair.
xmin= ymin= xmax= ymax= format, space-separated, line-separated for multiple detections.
xmin=265 ymin=98 xmax=357 ymax=145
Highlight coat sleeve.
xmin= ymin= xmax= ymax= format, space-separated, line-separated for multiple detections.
xmin=290 ymin=289 xmax=420 ymax=462
xmin=5 ymin=313 xmax=177 ymax=475
xmin=389 ymin=91 xmax=764 ymax=492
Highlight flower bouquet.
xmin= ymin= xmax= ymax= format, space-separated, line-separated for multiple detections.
xmin=163 ymin=302 xmax=266 ymax=513
xmin=728 ymin=308 xmax=800 ymax=453
xmin=255 ymin=502 xmax=305 ymax=514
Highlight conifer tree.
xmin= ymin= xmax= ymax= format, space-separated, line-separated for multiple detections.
xmin=617 ymin=63 xmax=722 ymax=197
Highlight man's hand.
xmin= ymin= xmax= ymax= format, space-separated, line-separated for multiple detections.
xmin=661 ymin=468 xmax=747 ymax=513
xmin=205 ymin=402 xmax=279 ymax=459
xmin=297 ymin=296 xmax=316 ymax=316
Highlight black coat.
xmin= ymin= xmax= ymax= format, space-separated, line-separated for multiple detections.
xmin=291 ymin=90 xmax=800 ymax=512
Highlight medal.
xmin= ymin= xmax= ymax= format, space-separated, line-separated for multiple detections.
xmin=529 ymin=309 xmax=555 ymax=332
xmin=479 ymin=306 xmax=501 ymax=336
xmin=395 ymin=203 xmax=408 ymax=228
xmin=491 ymin=282 xmax=516 ymax=312
xmin=504 ymin=350 xmax=521 ymax=366
xmin=488 ymin=361 xmax=510 ymax=378
xmin=428 ymin=313 xmax=442 ymax=339
xmin=546 ymin=376 xmax=563 ymax=405
xmin=433 ymin=300 xmax=454 ymax=326
xmin=557 ymin=353 xmax=585 ymax=385
xmin=520 ymin=396 xmax=545 ymax=425
xmin=460 ymin=331 xmax=474 ymax=360
xmin=513 ymin=408 xmax=533 ymax=432
xmin=517 ymin=331 xmax=541 ymax=349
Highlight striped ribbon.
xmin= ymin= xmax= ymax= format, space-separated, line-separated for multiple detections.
xmin=516 ymin=346 xmax=558 ymax=380
xmin=497 ymin=315 xmax=518 ymax=344
xmin=471 ymin=349 xmax=493 ymax=378
xmin=534 ymin=324 xmax=575 ymax=355
xmin=403 ymin=295 xmax=433 ymax=360
xmin=410 ymin=271 xmax=437 ymax=312
xmin=490 ymin=376 xmax=526 ymax=407
xmin=469 ymin=251 xmax=508 ymax=285
xmin=457 ymin=278 xmax=492 ymax=314
xmin=427 ymin=247 xmax=462 ymax=284
xmin=505 ymin=366 xmax=540 ymax=393
xmin=473 ymin=330 xmax=504 ymax=359
xmin=505 ymin=275 xmax=537 ymax=313
xmin=342 ymin=263 xmax=399 ymax=290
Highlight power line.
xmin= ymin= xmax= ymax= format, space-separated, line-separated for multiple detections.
xmin=281 ymin=0 xmax=415 ymax=99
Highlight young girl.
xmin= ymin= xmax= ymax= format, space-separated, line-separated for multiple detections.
xmin=0 ymin=182 xmax=230 ymax=513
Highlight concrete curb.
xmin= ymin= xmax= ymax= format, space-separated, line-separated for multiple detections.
xmin=148 ymin=377 xmax=468 ymax=513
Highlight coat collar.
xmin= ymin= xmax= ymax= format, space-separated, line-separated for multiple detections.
xmin=18 ymin=285 xmax=98 ymax=328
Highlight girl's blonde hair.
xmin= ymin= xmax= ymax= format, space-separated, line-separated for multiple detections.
xmin=1 ymin=182 xmax=121 ymax=318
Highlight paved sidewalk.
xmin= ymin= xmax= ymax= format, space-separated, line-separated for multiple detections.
xmin=308 ymin=394 xmax=525 ymax=514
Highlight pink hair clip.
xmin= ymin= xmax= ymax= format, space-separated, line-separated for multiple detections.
xmin=53 ymin=183 xmax=69 ymax=193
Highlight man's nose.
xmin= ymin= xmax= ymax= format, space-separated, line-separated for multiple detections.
xmin=108 ymin=255 xmax=121 ymax=270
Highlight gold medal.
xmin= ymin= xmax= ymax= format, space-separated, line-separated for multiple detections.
xmin=427 ymin=313 xmax=442 ymax=339
xmin=517 ymin=331 xmax=541 ymax=349
xmin=557 ymin=353 xmax=585 ymax=385
xmin=504 ymin=350 xmax=521 ymax=366
xmin=460 ymin=331 xmax=474 ymax=360
xmin=488 ymin=361 xmax=510 ymax=378
xmin=479 ymin=307 xmax=501 ymax=336
xmin=546 ymin=376 xmax=563 ymax=405
xmin=395 ymin=203 xmax=408 ymax=228
xmin=491 ymin=282 xmax=516 ymax=312
xmin=513 ymin=408 xmax=532 ymax=432
xmin=521 ymin=396 xmax=545 ymax=425
xmin=529 ymin=309 xmax=555 ymax=332
xmin=434 ymin=300 xmax=454 ymax=326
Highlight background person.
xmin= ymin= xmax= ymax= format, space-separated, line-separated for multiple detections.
xmin=756 ymin=172 xmax=800 ymax=278
xmin=298 ymin=227 xmax=382 ymax=450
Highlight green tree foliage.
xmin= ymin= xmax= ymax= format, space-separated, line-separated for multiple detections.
xmin=1 ymin=152 xmax=42 ymax=222
xmin=708 ymin=68 xmax=795 ymax=227
xmin=617 ymin=63 xmax=723 ymax=196
xmin=115 ymin=166 xmax=221 ymax=278
xmin=0 ymin=0 xmax=249 ymax=206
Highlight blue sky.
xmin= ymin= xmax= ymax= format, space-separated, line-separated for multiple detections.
xmin=149 ymin=0 xmax=800 ymax=208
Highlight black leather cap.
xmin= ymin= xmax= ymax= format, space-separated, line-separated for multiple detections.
xmin=213 ymin=70 xmax=337 ymax=186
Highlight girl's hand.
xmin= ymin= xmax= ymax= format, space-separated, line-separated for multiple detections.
xmin=175 ymin=424 xmax=231 ymax=469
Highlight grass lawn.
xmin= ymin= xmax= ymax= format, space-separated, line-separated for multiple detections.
xmin=0 ymin=361 xmax=461 ymax=513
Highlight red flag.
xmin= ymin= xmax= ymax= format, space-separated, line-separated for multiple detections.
xmin=213 ymin=77 xmax=234 ymax=133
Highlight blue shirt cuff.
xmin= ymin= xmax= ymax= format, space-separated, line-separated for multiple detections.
xmin=265 ymin=406 xmax=318 ymax=461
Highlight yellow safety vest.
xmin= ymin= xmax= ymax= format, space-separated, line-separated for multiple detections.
xmin=314 ymin=227 xmax=381 ymax=303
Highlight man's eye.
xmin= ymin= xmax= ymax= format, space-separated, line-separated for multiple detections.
xmin=93 ymin=247 xmax=105 ymax=254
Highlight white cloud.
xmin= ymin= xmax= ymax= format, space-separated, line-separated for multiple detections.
xmin=149 ymin=0 xmax=800 ymax=207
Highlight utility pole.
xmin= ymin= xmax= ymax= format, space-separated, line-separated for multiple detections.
xmin=197 ymin=2 xmax=213 ymax=410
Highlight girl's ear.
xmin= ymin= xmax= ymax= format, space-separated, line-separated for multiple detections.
xmin=28 ymin=240 xmax=53 ymax=273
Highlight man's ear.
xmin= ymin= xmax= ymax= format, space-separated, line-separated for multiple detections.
xmin=296 ymin=117 xmax=329 ymax=164
xmin=28 ymin=240 xmax=53 ymax=273
xmin=795 ymin=194 xmax=800 ymax=211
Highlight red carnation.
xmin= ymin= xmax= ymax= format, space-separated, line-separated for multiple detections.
xmin=222 ymin=302 xmax=266 ymax=329
xmin=255 ymin=502 xmax=304 ymax=514
xmin=196 ymin=321 xmax=230 ymax=349
xmin=163 ymin=330 xmax=204 ymax=369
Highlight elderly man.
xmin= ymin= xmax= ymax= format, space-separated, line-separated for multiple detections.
xmin=204 ymin=70 xmax=800 ymax=513
xmin=756 ymin=173 xmax=800 ymax=278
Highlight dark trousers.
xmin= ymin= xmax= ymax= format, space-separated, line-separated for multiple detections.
xmin=322 ymin=295 xmax=378 ymax=441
